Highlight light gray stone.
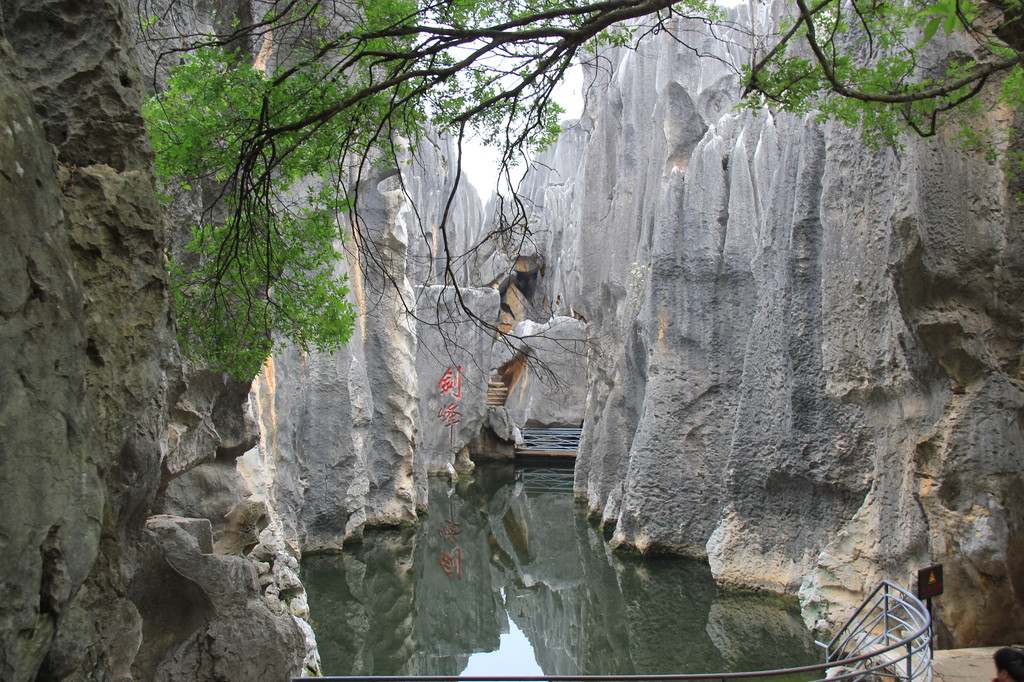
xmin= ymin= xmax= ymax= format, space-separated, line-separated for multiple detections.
xmin=486 ymin=407 xmax=518 ymax=442
xmin=414 ymin=285 xmax=500 ymax=478
xmin=240 ymin=126 xmax=491 ymax=540
xmin=499 ymin=317 xmax=588 ymax=428
xmin=162 ymin=370 xmax=259 ymax=480
xmin=133 ymin=516 xmax=306 ymax=681
xmin=244 ymin=167 xmax=421 ymax=548
xmin=507 ymin=6 xmax=1023 ymax=647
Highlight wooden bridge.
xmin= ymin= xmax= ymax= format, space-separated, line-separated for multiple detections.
xmin=516 ymin=427 xmax=581 ymax=458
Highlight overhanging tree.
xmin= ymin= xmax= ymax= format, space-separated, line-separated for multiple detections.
xmin=140 ymin=0 xmax=1024 ymax=378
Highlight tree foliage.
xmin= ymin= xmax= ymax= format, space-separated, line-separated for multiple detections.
xmin=146 ymin=45 xmax=358 ymax=378
xmin=140 ymin=0 xmax=1023 ymax=378
xmin=742 ymin=0 xmax=1024 ymax=147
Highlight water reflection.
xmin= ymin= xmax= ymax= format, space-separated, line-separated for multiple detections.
xmin=302 ymin=464 xmax=821 ymax=677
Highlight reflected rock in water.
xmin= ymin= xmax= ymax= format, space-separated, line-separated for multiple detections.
xmin=302 ymin=531 xmax=418 ymax=675
xmin=303 ymin=467 xmax=819 ymax=676
xmin=706 ymin=592 xmax=821 ymax=672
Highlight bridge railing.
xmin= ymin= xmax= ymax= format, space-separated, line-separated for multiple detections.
xmin=518 ymin=427 xmax=582 ymax=453
xmin=818 ymin=580 xmax=932 ymax=682
xmin=296 ymin=580 xmax=931 ymax=682
xmin=518 ymin=466 xmax=576 ymax=493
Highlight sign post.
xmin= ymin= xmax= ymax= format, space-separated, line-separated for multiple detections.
xmin=916 ymin=564 xmax=943 ymax=659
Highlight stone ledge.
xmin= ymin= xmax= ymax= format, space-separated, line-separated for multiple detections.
xmin=933 ymin=647 xmax=1004 ymax=682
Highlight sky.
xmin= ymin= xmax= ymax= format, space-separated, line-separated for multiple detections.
xmin=459 ymin=64 xmax=585 ymax=200
xmin=460 ymin=601 xmax=545 ymax=677
xmin=456 ymin=0 xmax=743 ymax=199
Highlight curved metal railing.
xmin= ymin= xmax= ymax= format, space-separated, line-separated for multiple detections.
xmin=817 ymin=580 xmax=933 ymax=682
xmin=296 ymin=580 xmax=931 ymax=682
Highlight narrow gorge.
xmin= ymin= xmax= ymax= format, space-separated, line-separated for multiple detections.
xmin=1 ymin=0 xmax=1022 ymax=679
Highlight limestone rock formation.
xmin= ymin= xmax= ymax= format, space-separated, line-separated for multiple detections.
xmin=243 ymin=165 xmax=425 ymax=549
xmin=404 ymin=135 xmax=488 ymax=288
xmin=415 ymin=285 xmax=501 ymax=481
xmin=5 ymin=0 xmax=1020 ymax=675
xmin=230 ymin=116 xmax=487 ymax=545
xmin=162 ymin=370 xmax=259 ymax=483
xmin=0 ymin=1 xmax=174 ymax=676
xmin=497 ymin=317 xmax=588 ymax=428
xmin=507 ymin=7 xmax=1024 ymax=647
xmin=132 ymin=516 xmax=308 ymax=681
xmin=1 ymin=0 xmax=320 ymax=677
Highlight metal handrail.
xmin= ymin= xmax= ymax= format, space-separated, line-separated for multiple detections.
xmin=296 ymin=580 xmax=931 ymax=682
xmin=518 ymin=467 xmax=576 ymax=493
xmin=518 ymin=427 xmax=583 ymax=452
xmin=819 ymin=580 xmax=932 ymax=682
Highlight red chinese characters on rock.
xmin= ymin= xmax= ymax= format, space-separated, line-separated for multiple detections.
xmin=438 ymin=402 xmax=462 ymax=444
xmin=438 ymin=517 xmax=462 ymax=544
xmin=437 ymin=365 xmax=463 ymax=444
xmin=436 ymin=366 xmax=466 ymax=576
xmin=438 ymin=547 xmax=463 ymax=580
xmin=438 ymin=365 xmax=462 ymax=398
xmin=438 ymin=501 xmax=464 ymax=580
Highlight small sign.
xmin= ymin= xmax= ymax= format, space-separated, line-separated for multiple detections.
xmin=918 ymin=564 xmax=943 ymax=599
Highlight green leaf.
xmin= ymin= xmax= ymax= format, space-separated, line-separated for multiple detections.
xmin=943 ymin=13 xmax=957 ymax=36
xmin=921 ymin=17 xmax=942 ymax=45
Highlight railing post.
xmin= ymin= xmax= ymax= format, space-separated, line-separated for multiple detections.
xmin=883 ymin=583 xmax=890 ymax=643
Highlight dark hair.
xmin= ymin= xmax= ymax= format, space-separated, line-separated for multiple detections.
xmin=995 ymin=648 xmax=1024 ymax=682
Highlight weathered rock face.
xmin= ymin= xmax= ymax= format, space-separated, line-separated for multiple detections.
xmin=0 ymin=0 xmax=175 ymax=677
xmin=1 ymin=0 xmax=320 ymax=678
xmin=133 ymin=516 xmax=307 ymax=681
xmin=0 ymin=46 xmax=105 ymax=679
xmin=415 ymin=285 xmax=501 ymax=481
xmin=404 ymin=136 xmax=488 ymax=287
xmin=245 ymin=176 xmax=414 ymax=550
xmin=507 ymin=8 xmax=1024 ymax=647
xmin=497 ymin=317 xmax=588 ymax=428
xmin=499 ymin=14 xmax=751 ymax=544
xmin=798 ymin=100 xmax=1024 ymax=645
xmin=241 ymin=147 xmax=488 ymax=548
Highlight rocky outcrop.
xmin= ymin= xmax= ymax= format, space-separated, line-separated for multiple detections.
xmin=497 ymin=317 xmax=588 ymax=428
xmin=0 ymin=0 xmax=174 ymax=677
xmin=505 ymin=8 xmax=1023 ymax=647
xmin=1 ymin=0 xmax=320 ymax=678
xmin=243 ymin=166 xmax=429 ymax=549
xmin=415 ymin=285 xmax=501 ymax=480
xmin=133 ymin=516 xmax=309 ymax=681
xmin=0 ymin=50 xmax=107 ymax=679
xmin=237 ymin=142 xmax=488 ymax=548
xmin=156 ymin=370 xmax=260 ymax=536
xmin=404 ymin=135 xmax=489 ymax=287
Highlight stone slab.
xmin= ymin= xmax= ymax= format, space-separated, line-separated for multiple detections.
xmin=933 ymin=647 xmax=1003 ymax=682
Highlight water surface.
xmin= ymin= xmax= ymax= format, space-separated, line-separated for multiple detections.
xmin=303 ymin=464 xmax=821 ymax=676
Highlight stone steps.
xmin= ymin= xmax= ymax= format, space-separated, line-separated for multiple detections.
xmin=486 ymin=381 xmax=508 ymax=406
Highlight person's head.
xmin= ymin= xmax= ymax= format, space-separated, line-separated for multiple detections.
xmin=994 ymin=648 xmax=1024 ymax=682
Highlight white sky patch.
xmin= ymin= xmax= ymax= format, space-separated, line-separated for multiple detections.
xmin=460 ymin=64 xmax=584 ymax=200
xmin=454 ymin=0 xmax=742 ymax=199
xmin=460 ymin=613 xmax=544 ymax=677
